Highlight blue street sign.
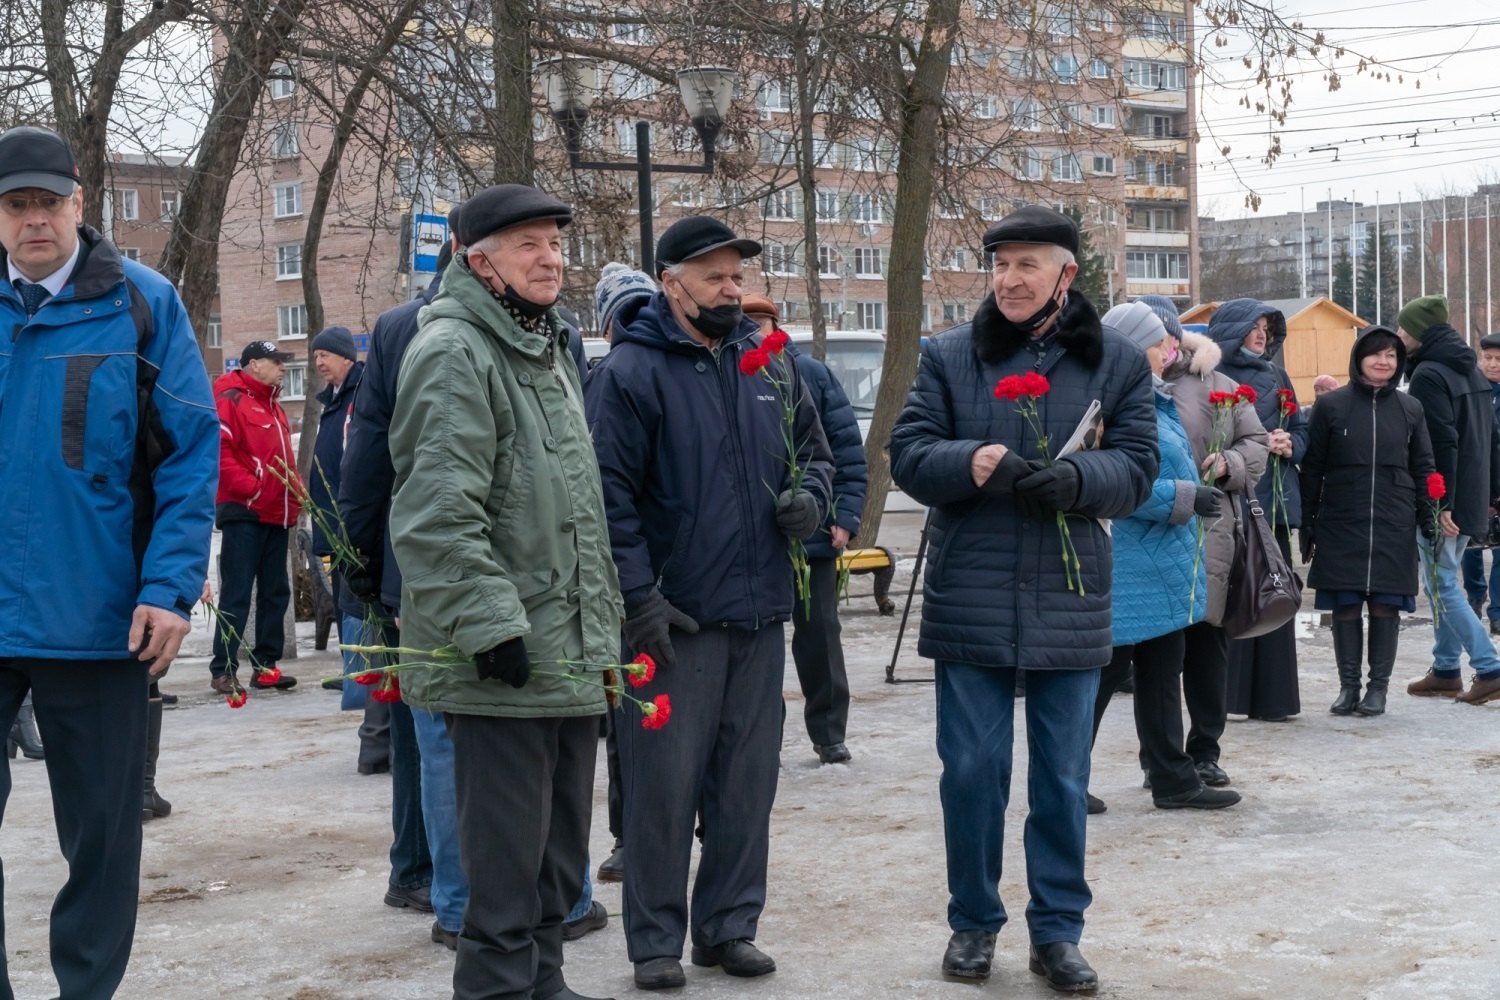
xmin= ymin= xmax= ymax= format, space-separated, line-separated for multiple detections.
xmin=225 ymin=358 xmax=241 ymax=371
xmin=352 ymin=333 xmax=371 ymax=353
xmin=413 ymin=213 xmax=448 ymax=273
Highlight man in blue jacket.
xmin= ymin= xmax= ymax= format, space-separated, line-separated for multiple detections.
xmin=586 ymin=216 xmax=833 ymax=991
xmin=0 ymin=125 xmax=218 ymax=997
xmin=890 ymin=205 xmax=1156 ymax=992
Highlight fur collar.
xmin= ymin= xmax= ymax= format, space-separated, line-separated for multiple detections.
xmin=972 ymin=290 xmax=1104 ymax=367
xmin=1163 ymin=331 xmax=1221 ymax=380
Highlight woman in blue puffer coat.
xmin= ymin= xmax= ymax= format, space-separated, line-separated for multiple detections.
xmin=1088 ymin=304 xmax=1242 ymax=812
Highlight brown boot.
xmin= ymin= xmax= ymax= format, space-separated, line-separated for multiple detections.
xmin=1456 ymin=673 xmax=1500 ymax=705
xmin=1407 ymin=670 xmax=1463 ymax=697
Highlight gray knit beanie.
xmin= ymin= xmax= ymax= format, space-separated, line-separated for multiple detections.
xmin=594 ymin=262 xmax=657 ymax=333
xmin=1134 ymin=294 xmax=1183 ymax=339
xmin=1102 ymin=302 xmax=1169 ymax=353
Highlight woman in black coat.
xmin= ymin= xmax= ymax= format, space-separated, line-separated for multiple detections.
xmin=1300 ymin=326 xmax=1435 ymax=716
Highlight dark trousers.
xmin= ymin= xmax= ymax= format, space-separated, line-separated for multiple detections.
xmin=935 ymin=661 xmax=1099 ymax=945
xmin=618 ymin=625 xmax=785 ymax=962
xmin=604 ymin=708 xmax=623 ymax=843
xmin=447 ymin=713 xmax=596 ymax=1000
xmin=790 ymin=557 xmax=851 ymax=747
xmin=388 ymin=699 xmax=431 ymax=892
xmin=0 ymin=657 xmax=149 ymax=1000
xmin=1182 ymin=620 xmax=1229 ymax=765
xmin=1462 ymin=547 xmax=1500 ymax=621
xmin=1092 ymin=633 xmax=1198 ymax=798
xmin=210 ymin=520 xmax=291 ymax=675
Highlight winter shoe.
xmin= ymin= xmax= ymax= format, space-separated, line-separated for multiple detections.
xmin=142 ymin=695 xmax=171 ymax=820
xmin=1456 ymin=672 xmax=1500 ymax=705
xmin=1194 ymin=759 xmax=1230 ymax=787
xmin=1329 ymin=617 xmax=1364 ymax=715
xmin=1357 ymin=615 xmax=1400 ymax=716
xmin=1028 ymin=941 xmax=1100 ymax=992
xmin=8 ymin=696 xmax=43 ymax=760
xmin=596 ymin=840 xmax=625 ymax=883
xmin=942 ymin=930 xmax=996 ymax=980
xmin=1153 ymin=785 xmax=1242 ymax=810
xmin=690 ymin=939 xmax=776 ymax=977
xmin=1407 ymin=670 xmax=1463 ymax=697
xmin=1085 ymin=792 xmax=1106 ymax=815
xmin=562 ymin=900 xmax=608 ymax=941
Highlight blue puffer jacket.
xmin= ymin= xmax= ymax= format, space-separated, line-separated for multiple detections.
xmin=0 ymin=228 xmax=219 ymax=657
xmin=889 ymin=292 xmax=1158 ymax=669
xmin=1209 ymin=298 xmax=1308 ymax=527
xmin=1111 ymin=392 xmax=1206 ymax=646
xmin=792 ymin=347 xmax=868 ymax=560
xmin=310 ymin=360 xmax=363 ymax=557
xmin=584 ymin=293 xmax=834 ymax=628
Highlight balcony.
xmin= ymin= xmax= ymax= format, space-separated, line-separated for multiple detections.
xmin=1125 ymin=229 xmax=1189 ymax=248
xmin=1120 ymin=87 xmax=1188 ymax=112
xmin=1125 ymin=278 xmax=1191 ymax=298
xmin=1125 ymin=133 xmax=1188 ymax=155
xmin=1124 ymin=183 xmax=1188 ymax=202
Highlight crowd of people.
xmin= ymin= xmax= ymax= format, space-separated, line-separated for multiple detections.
xmin=4 ymin=121 xmax=1500 ymax=999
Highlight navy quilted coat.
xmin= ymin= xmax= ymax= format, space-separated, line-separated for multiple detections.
xmin=889 ymin=292 xmax=1158 ymax=669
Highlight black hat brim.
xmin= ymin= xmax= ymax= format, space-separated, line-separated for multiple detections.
xmin=664 ymin=236 xmax=762 ymax=269
xmin=0 ymin=171 xmax=76 ymax=196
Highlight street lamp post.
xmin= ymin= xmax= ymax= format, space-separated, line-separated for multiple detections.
xmin=537 ymin=59 xmax=736 ymax=276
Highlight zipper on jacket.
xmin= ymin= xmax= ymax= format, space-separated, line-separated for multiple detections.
xmin=712 ymin=344 xmax=762 ymax=620
xmin=1366 ymin=393 xmax=1377 ymax=594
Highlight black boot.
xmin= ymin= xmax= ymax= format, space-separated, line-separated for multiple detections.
xmin=143 ymin=695 xmax=171 ymax=820
xmin=9 ymin=695 xmax=43 ymax=760
xmin=1329 ymin=617 xmax=1363 ymax=715
xmin=1358 ymin=615 xmax=1399 ymax=717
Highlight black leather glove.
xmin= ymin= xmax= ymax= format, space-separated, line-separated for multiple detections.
xmin=623 ymin=589 xmax=700 ymax=669
xmin=475 ymin=636 xmax=530 ymax=688
xmin=775 ymin=490 xmax=821 ymax=540
xmin=980 ymin=448 xmax=1033 ymax=496
xmin=1419 ymin=517 xmax=1435 ymax=542
xmin=345 ymin=550 xmax=383 ymax=605
xmin=1193 ymin=486 xmax=1224 ymax=519
xmin=1299 ymin=527 xmax=1315 ymax=564
xmin=1014 ymin=459 xmax=1082 ymax=513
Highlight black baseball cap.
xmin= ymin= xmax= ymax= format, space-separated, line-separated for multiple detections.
xmin=0 ymin=126 xmax=80 ymax=197
xmin=457 ymin=184 xmax=571 ymax=246
xmin=654 ymin=216 xmax=761 ymax=278
xmin=982 ymin=204 xmax=1080 ymax=256
xmin=241 ymin=340 xmax=297 ymax=365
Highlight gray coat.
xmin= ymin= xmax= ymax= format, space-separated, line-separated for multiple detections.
xmin=1161 ymin=332 xmax=1270 ymax=625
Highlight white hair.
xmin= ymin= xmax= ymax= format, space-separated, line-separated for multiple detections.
xmin=1051 ymin=245 xmax=1077 ymax=268
xmin=662 ymin=261 xmax=687 ymax=279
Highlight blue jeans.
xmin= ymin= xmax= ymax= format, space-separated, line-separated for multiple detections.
xmin=935 ymin=661 xmax=1100 ymax=945
xmin=1420 ymin=532 xmax=1500 ymax=678
xmin=410 ymin=706 xmax=468 ymax=933
xmin=567 ymin=866 xmax=594 ymax=923
xmin=1461 ymin=548 xmax=1500 ymax=621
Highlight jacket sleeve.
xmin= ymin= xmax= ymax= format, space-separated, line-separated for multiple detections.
xmin=1218 ymin=388 xmax=1270 ymax=493
xmin=789 ymin=361 xmax=834 ymax=519
xmin=1298 ymin=402 xmax=1331 ymax=531
xmin=816 ymin=361 xmax=869 ymax=536
xmin=215 ymin=388 xmax=261 ymax=504
xmin=136 ymin=288 xmax=219 ymax=617
xmin=339 ymin=316 xmax=396 ymax=558
xmin=1407 ymin=397 xmax=1438 ymax=525
xmin=388 ymin=337 xmax=528 ymax=657
xmin=1408 ymin=369 xmax=1459 ymax=490
xmin=1490 ymin=398 xmax=1500 ymax=502
xmin=890 ymin=341 xmax=987 ymax=507
xmin=1067 ymin=348 xmax=1158 ymax=520
xmin=584 ymin=360 xmax=660 ymax=609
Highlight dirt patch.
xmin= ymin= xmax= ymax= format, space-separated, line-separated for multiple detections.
xmin=141 ymin=886 xmax=203 ymax=904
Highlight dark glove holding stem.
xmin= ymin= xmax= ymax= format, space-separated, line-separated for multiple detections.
xmin=623 ymin=589 xmax=700 ymax=669
xmin=775 ymin=489 xmax=821 ymax=540
xmin=980 ymin=448 xmax=1033 ymax=496
xmin=1014 ymin=459 xmax=1082 ymax=515
xmin=345 ymin=550 xmax=383 ymax=605
xmin=475 ymin=636 xmax=530 ymax=688
xmin=1193 ymin=486 xmax=1224 ymax=519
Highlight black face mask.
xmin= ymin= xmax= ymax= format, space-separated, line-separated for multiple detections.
xmin=680 ymin=287 xmax=743 ymax=341
xmin=473 ymin=250 xmax=552 ymax=320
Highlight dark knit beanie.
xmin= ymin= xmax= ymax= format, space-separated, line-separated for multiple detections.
xmin=1397 ymin=296 xmax=1447 ymax=341
xmin=311 ymin=325 xmax=358 ymax=362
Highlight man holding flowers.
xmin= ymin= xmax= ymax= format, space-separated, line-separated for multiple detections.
xmin=890 ymin=205 xmax=1157 ymax=991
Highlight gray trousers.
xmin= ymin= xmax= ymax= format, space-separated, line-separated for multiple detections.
xmin=446 ymin=712 xmax=596 ymax=1000
xmin=619 ymin=624 xmax=785 ymax=962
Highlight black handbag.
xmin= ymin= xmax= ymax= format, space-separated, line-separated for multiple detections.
xmin=1222 ymin=493 xmax=1303 ymax=640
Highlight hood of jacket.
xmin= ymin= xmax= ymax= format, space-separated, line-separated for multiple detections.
xmin=1161 ymin=330 xmax=1221 ymax=382
xmin=1348 ymin=327 xmax=1405 ymax=396
xmin=214 ymin=366 xmax=280 ymax=405
xmin=1406 ymin=323 xmax=1476 ymax=380
xmin=972 ymin=289 xmax=1104 ymax=367
xmin=613 ymin=290 xmax=759 ymax=355
xmin=1208 ymin=298 xmax=1287 ymax=363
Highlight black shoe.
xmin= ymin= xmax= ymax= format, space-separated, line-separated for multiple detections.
xmin=538 ymin=988 xmax=617 ymax=1000
xmin=431 ymin=920 xmax=458 ymax=951
xmin=1194 ymin=760 xmax=1230 ymax=787
xmin=691 ymin=939 xmax=775 ymax=977
xmin=321 ymin=677 xmax=344 ymax=691
xmin=633 ymin=958 xmax=686 ymax=990
xmin=1085 ymin=792 xmax=1106 ymax=815
xmin=250 ymin=666 xmax=298 ymax=690
xmin=384 ymin=884 xmax=434 ymax=912
xmin=596 ymin=841 xmax=624 ymax=883
xmin=814 ymin=742 xmax=852 ymax=765
xmin=159 ymin=692 xmax=179 ymax=706
xmin=1491 ymin=619 xmax=1500 ymax=637
xmin=1153 ymin=784 xmax=1242 ymax=810
xmin=1029 ymin=941 xmax=1098 ymax=992
xmin=357 ymin=760 xmax=390 ymax=775
xmin=562 ymin=900 xmax=608 ymax=941
xmin=941 ymin=929 xmax=995 ymax=980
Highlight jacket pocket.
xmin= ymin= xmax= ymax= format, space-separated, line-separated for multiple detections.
xmin=53 ymin=352 xmax=134 ymax=479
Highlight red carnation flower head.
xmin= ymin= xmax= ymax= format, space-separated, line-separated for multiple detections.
xmin=1208 ymin=390 xmax=1234 ymax=407
xmin=258 ymin=665 xmax=282 ymax=684
xmin=1021 ymin=372 xmax=1051 ymax=397
xmin=627 ymin=652 xmax=657 ymax=688
xmin=1276 ymin=387 xmax=1294 ymax=401
xmin=763 ymin=330 xmax=790 ymax=354
xmin=354 ymin=669 xmax=382 ymax=686
xmin=1280 ymin=397 xmax=1298 ymax=416
xmin=371 ymin=672 xmax=402 ymax=704
xmin=1236 ymin=384 xmax=1258 ymax=405
xmin=739 ymin=347 xmax=770 ymax=376
xmin=1428 ymin=472 xmax=1447 ymax=501
xmin=226 ymin=690 xmax=248 ymax=709
xmin=641 ymin=693 xmax=672 ymax=730
xmin=993 ymin=375 xmax=1025 ymax=401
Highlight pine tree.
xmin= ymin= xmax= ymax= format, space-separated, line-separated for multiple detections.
xmin=1332 ymin=245 xmax=1354 ymax=313
xmin=1355 ymin=230 xmax=1399 ymax=325
xmin=1065 ymin=206 xmax=1111 ymax=307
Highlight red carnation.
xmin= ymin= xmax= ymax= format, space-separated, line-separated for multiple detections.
xmin=739 ymin=348 xmax=770 ymax=376
xmin=993 ymin=375 xmax=1024 ymax=401
xmin=371 ymin=673 xmax=402 ymax=704
xmin=641 ymin=693 xmax=672 ymax=730
xmin=628 ymin=652 xmax=657 ymax=688
xmin=1021 ymin=371 xmax=1051 ymax=396
xmin=354 ymin=669 xmax=382 ymax=686
xmin=1236 ymin=384 xmax=1258 ymax=405
xmin=226 ymin=690 xmax=248 ymax=709
xmin=1427 ymin=472 xmax=1447 ymax=501
xmin=1208 ymin=390 xmax=1234 ymax=407
xmin=1276 ymin=387 xmax=1294 ymax=401
xmin=763 ymin=330 xmax=790 ymax=354
xmin=1280 ymin=397 xmax=1298 ymax=416
xmin=257 ymin=665 xmax=282 ymax=684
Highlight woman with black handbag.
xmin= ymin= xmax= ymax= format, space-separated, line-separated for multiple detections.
xmin=1300 ymin=326 xmax=1434 ymax=716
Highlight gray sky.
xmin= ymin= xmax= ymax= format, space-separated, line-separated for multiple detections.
xmin=1196 ymin=0 xmax=1500 ymax=219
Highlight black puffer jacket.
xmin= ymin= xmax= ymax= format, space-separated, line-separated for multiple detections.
xmin=889 ymin=291 xmax=1158 ymax=669
xmin=1301 ymin=332 xmax=1434 ymax=595
xmin=1405 ymin=323 xmax=1500 ymax=538
xmin=1209 ymin=298 xmax=1308 ymax=528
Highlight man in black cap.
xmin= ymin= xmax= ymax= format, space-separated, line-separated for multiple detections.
xmin=890 ymin=204 xmax=1157 ymax=991
xmin=0 ymin=124 xmax=218 ymax=997
xmin=584 ymin=216 xmax=833 ymax=990
xmin=387 ymin=183 xmax=622 ymax=1000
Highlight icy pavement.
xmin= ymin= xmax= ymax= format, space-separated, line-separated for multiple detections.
xmin=3 ymin=556 xmax=1499 ymax=997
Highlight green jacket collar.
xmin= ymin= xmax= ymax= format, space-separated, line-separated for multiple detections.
xmin=432 ymin=254 xmax=565 ymax=359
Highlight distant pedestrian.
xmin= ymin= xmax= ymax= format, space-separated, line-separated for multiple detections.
xmin=1306 ymin=373 xmax=1338 ymax=421
xmin=1460 ymin=333 xmax=1500 ymax=632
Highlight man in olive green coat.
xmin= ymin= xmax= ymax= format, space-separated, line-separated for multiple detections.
xmin=389 ymin=184 xmax=623 ymax=1000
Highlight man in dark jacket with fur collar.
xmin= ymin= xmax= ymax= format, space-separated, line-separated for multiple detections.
xmin=890 ymin=205 xmax=1157 ymax=992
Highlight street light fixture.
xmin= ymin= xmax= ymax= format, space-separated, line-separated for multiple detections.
xmin=536 ymin=57 xmax=736 ymax=276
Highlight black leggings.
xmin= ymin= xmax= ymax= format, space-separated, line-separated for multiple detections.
xmin=1331 ymin=602 xmax=1400 ymax=622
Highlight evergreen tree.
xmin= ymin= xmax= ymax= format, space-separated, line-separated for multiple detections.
xmin=1332 ymin=245 xmax=1354 ymax=313
xmin=1065 ymin=206 xmax=1111 ymax=307
xmin=1356 ymin=230 xmax=1399 ymax=324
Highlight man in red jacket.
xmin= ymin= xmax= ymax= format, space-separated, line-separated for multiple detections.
xmin=210 ymin=340 xmax=303 ymax=693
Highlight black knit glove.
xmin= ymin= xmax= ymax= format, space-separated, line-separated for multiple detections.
xmin=1193 ymin=486 xmax=1224 ymax=519
xmin=775 ymin=490 xmax=821 ymax=540
xmin=980 ymin=448 xmax=1033 ymax=496
xmin=345 ymin=550 xmax=383 ymax=605
xmin=623 ymin=589 xmax=700 ymax=669
xmin=475 ymin=637 xmax=530 ymax=688
xmin=1014 ymin=459 xmax=1082 ymax=513
xmin=1299 ymin=527 xmax=1315 ymax=564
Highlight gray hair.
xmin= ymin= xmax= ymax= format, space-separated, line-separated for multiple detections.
xmin=662 ymin=261 xmax=688 ymax=279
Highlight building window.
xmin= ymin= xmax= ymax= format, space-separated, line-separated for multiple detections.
xmin=758 ymin=131 xmax=791 ymax=164
xmin=977 ymin=197 xmax=1006 ymax=221
xmin=1124 ymin=59 xmax=1186 ymax=91
xmin=1089 ymin=57 xmax=1111 ymax=79
xmin=822 ymin=300 xmax=842 ymax=326
xmin=566 ymin=233 xmax=602 ymax=270
xmin=1014 ymin=150 xmax=1044 ymax=180
xmin=1053 ymin=153 xmax=1082 ymax=182
xmin=615 ymin=121 xmax=639 ymax=155
xmin=817 ymin=245 xmax=839 ymax=278
xmin=271 ymin=122 xmax=300 ymax=159
xmin=1126 ymin=251 xmax=1189 ymax=280
xmin=276 ymin=243 xmax=302 ymax=279
xmin=757 ymin=77 xmax=791 ymax=114
xmin=1050 ymin=54 xmax=1080 ymax=84
xmin=115 ymin=188 xmax=139 ymax=221
xmin=1092 ymin=153 xmax=1115 ymax=175
xmin=762 ymin=187 xmax=800 ymax=221
xmin=973 ymin=0 xmax=1000 ymax=19
xmin=282 ymin=363 xmax=307 ymax=400
xmin=669 ymin=182 xmax=705 ymax=208
xmin=763 ymin=242 xmax=798 ymax=275
xmin=940 ymin=248 xmax=968 ymax=271
xmin=1085 ymin=7 xmax=1114 ymax=32
xmin=1006 ymin=50 xmax=1041 ymax=80
xmin=207 ymin=314 xmax=222 ymax=348
xmin=277 ymin=303 xmax=309 ymax=339
xmin=942 ymin=302 xmax=969 ymax=325
xmin=612 ymin=11 xmax=654 ymax=45
xmin=853 ymin=247 xmax=883 ymax=278
xmin=1090 ymin=105 xmax=1116 ymax=128
xmin=273 ymin=182 xmax=303 ymax=218
xmin=613 ymin=68 xmax=656 ymax=101
xmin=855 ymin=301 xmax=885 ymax=330
xmin=848 ymin=192 xmax=884 ymax=224
xmin=777 ymin=300 xmax=803 ymax=323
xmin=120 ymin=247 xmax=141 ymax=262
xmin=269 ymin=61 xmax=296 ymax=100
xmin=972 ymin=94 xmax=999 ymax=120
xmin=159 ymin=190 xmax=180 ymax=221
xmin=815 ymin=189 xmax=841 ymax=222
xmin=1012 ymin=97 xmax=1042 ymax=131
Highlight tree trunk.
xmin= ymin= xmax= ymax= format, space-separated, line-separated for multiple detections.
xmin=492 ymin=0 xmax=536 ymax=184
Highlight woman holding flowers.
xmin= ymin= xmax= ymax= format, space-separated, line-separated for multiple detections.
xmin=1300 ymin=326 xmax=1434 ymax=717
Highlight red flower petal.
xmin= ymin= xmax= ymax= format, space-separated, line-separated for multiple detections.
xmin=1022 ymin=372 xmax=1051 ymax=396
xmin=627 ymin=653 xmax=657 ymax=688
xmin=226 ymin=691 xmax=248 ymax=709
xmin=993 ymin=375 xmax=1025 ymax=401
xmin=1427 ymin=472 xmax=1447 ymax=500
xmin=738 ymin=348 xmax=770 ymax=376
xmin=1236 ymin=384 xmax=1258 ymax=404
xmin=764 ymin=330 xmax=790 ymax=354
xmin=641 ymin=693 xmax=672 ymax=730
xmin=354 ymin=670 xmax=382 ymax=686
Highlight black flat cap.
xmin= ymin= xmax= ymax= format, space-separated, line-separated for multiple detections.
xmin=982 ymin=204 xmax=1079 ymax=255
xmin=1481 ymin=332 xmax=1500 ymax=351
xmin=456 ymin=184 xmax=571 ymax=246
xmin=655 ymin=216 xmax=761 ymax=277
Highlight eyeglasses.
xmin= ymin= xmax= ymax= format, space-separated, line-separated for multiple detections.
xmin=0 ymin=193 xmax=73 ymax=218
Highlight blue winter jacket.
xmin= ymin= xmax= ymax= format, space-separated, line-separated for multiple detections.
xmin=1209 ymin=298 xmax=1308 ymax=527
xmin=791 ymin=347 xmax=868 ymax=560
xmin=310 ymin=360 xmax=363 ymax=557
xmin=584 ymin=293 xmax=834 ymax=628
xmin=0 ymin=228 xmax=218 ymax=657
xmin=1110 ymin=392 xmax=1207 ymax=646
